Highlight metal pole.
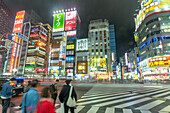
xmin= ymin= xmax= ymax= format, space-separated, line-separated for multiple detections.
xmin=22 ymin=22 xmax=31 ymax=76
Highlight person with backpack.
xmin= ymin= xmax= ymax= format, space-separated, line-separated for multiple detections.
xmin=21 ymin=79 xmax=40 ymax=113
xmin=59 ymin=80 xmax=77 ymax=113
xmin=50 ymin=79 xmax=59 ymax=105
xmin=1 ymin=78 xmax=16 ymax=113
xmin=37 ymin=87 xmax=55 ymax=113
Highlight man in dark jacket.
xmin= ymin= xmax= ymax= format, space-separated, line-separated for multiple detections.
xmin=1 ymin=78 xmax=16 ymax=113
xmin=50 ymin=79 xmax=59 ymax=105
xmin=59 ymin=80 xmax=77 ymax=113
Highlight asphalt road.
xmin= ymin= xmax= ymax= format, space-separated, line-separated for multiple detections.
xmin=1 ymin=84 xmax=170 ymax=113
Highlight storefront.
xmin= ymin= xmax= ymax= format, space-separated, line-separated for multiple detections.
xmin=140 ymin=56 xmax=170 ymax=80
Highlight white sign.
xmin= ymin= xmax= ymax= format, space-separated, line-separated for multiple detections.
xmin=112 ymin=52 xmax=115 ymax=61
xmin=18 ymin=33 xmax=29 ymax=41
xmin=77 ymin=39 xmax=88 ymax=51
xmin=5 ymin=39 xmax=11 ymax=49
xmin=67 ymin=30 xmax=76 ymax=37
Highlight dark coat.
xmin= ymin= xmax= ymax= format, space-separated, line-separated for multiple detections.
xmin=59 ymin=85 xmax=77 ymax=103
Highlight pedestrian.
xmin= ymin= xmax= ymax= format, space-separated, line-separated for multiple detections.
xmin=37 ymin=87 xmax=55 ymax=113
xmin=1 ymin=78 xmax=16 ymax=113
xmin=50 ymin=79 xmax=59 ymax=105
xmin=24 ymin=81 xmax=31 ymax=93
xmin=59 ymin=80 xmax=77 ymax=113
xmin=21 ymin=79 xmax=40 ymax=113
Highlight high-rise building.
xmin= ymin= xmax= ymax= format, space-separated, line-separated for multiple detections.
xmin=25 ymin=23 xmax=52 ymax=76
xmin=49 ymin=8 xmax=81 ymax=78
xmin=0 ymin=0 xmax=14 ymax=35
xmin=134 ymin=0 xmax=170 ymax=80
xmin=0 ymin=0 xmax=14 ymax=74
xmin=3 ymin=10 xmax=45 ymax=76
xmin=76 ymin=38 xmax=89 ymax=79
xmin=109 ymin=25 xmax=117 ymax=73
xmin=89 ymin=19 xmax=113 ymax=79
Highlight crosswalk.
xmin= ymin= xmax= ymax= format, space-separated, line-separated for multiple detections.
xmin=56 ymin=86 xmax=170 ymax=113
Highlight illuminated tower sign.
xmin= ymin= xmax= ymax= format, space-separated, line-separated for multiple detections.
xmin=53 ymin=13 xmax=65 ymax=32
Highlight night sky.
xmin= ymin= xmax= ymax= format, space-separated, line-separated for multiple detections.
xmin=4 ymin=0 xmax=138 ymax=57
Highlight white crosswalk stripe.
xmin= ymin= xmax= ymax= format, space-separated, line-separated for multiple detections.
xmin=75 ymin=86 xmax=170 ymax=113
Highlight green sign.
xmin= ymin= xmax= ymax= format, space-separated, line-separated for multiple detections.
xmin=53 ymin=13 xmax=65 ymax=32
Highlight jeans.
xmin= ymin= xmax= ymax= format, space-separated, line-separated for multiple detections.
xmin=64 ymin=103 xmax=74 ymax=113
xmin=2 ymin=98 xmax=11 ymax=113
xmin=52 ymin=94 xmax=57 ymax=105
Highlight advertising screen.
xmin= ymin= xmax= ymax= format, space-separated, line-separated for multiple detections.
xmin=66 ymin=57 xmax=74 ymax=61
xmin=77 ymin=39 xmax=88 ymax=51
xmin=91 ymin=58 xmax=106 ymax=67
xmin=65 ymin=11 xmax=77 ymax=31
xmin=13 ymin=10 xmax=25 ymax=33
xmin=53 ymin=13 xmax=65 ymax=32
xmin=67 ymin=30 xmax=76 ymax=37
xmin=66 ymin=44 xmax=74 ymax=49
xmin=9 ymin=34 xmax=18 ymax=73
xmin=135 ymin=0 xmax=170 ymax=31
xmin=149 ymin=56 xmax=170 ymax=67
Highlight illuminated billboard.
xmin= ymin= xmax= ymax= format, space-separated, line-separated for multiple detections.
xmin=149 ymin=56 xmax=170 ymax=67
xmin=13 ymin=10 xmax=25 ymax=33
xmin=9 ymin=34 xmax=18 ymax=73
xmin=66 ymin=44 xmax=74 ymax=49
xmin=67 ymin=30 xmax=76 ymax=37
xmin=91 ymin=58 xmax=106 ymax=67
xmin=135 ymin=0 xmax=170 ymax=31
xmin=77 ymin=39 xmax=88 ymax=51
xmin=53 ymin=13 xmax=65 ymax=32
xmin=65 ymin=11 xmax=77 ymax=31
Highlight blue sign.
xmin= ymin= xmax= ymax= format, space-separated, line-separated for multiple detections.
xmin=7 ymin=34 xmax=12 ymax=40
xmin=59 ymin=66 xmax=62 ymax=70
xmin=67 ymin=36 xmax=76 ymax=40
xmin=18 ymin=33 xmax=29 ymax=41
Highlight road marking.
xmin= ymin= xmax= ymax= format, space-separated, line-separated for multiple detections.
xmin=105 ymin=107 xmax=115 ymax=113
xmin=135 ymin=100 xmax=165 ymax=110
xmin=92 ymin=89 xmax=169 ymax=107
xmin=140 ymin=110 xmax=152 ymax=113
xmin=160 ymin=105 xmax=170 ymax=112
xmin=152 ymin=91 xmax=170 ymax=98
xmin=76 ymin=106 xmax=85 ymax=112
xmin=87 ymin=106 xmax=99 ymax=113
xmin=123 ymin=109 xmax=133 ymax=113
xmin=114 ymin=97 xmax=151 ymax=108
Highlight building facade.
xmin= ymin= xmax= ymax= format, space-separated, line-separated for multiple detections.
xmin=134 ymin=0 xmax=170 ymax=80
xmin=25 ymin=23 xmax=52 ymax=77
xmin=0 ymin=0 xmax=14 ymax=35
xmin=50 ymin=9 xmax=81 ymax=78
xmin=89 ymin=19 xmax=113 ymax=79
xmin=109 ymin=25 xmax=117 ymax=73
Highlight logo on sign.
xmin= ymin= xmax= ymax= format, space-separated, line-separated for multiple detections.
xmin=141 ymin=0 xmax=153 ymax=7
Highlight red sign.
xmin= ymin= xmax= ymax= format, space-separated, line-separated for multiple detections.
xmin=13 ymin=11 xmax=25 ymax=33
xmin=149 ymin=56 xmax=170 ymax=67
xmin=67 ymin=30 xmax=76 ymax=37
xmin=65 ymin=11 xmax=77 ymax=31
xmin=9 ymin=34 xmax=18 ymax=73
xmin=35 ymin=68 xmax=48 ymax=74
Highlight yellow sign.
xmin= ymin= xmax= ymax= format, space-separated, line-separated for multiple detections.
xmin=66 ymin=45 xmax=74 ymax=49
xmin=149 ymin=56 xmax=170 ymax=67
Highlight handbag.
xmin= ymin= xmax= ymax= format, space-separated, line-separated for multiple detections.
xmin=66 ymin=86 xmax=76 ymax=107
xmin=60 ymin=103 xmax=64 ymax=113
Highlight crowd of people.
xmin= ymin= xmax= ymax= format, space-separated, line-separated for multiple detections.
xmin=1 ymin=78 xmax=77 ymax=113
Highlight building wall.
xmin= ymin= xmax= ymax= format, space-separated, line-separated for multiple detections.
xmin=0 ymin=0 xmax=14 ymax=35
xmin=89 ymin=19 xmax=112 ymax=73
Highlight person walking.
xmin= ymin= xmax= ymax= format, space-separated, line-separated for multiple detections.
xmin=50 ymin=79 xmax=59 ymax=105
xmin=59 ymin=80 xmax=77 ymax=113
xmin=21 ymin=79 xmax=40 ymax=113
xmin=1 ymin=78 xmax=16 ymax=113
xmin=37 ymin=87 xmax=55 ymax=113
